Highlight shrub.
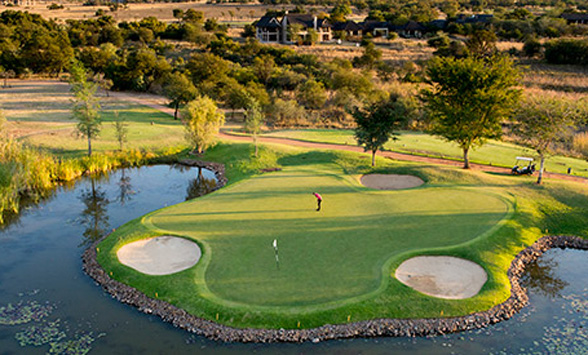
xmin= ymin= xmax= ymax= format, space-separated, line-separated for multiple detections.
xmin=544 ymin=39 xmax=588 ymax=65
xmin=47 ymin=3 xmax=64 ymax=10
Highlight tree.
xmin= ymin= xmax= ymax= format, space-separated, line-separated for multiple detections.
xmin=353 ymin=94 xmax=408 ymax=166
xmin=267 ymin=99 xmax=306 ymax=128
xmin=93 ymin=72 xmax=113 ymax=97
xmin=296 ymin=79 xmax=327 ymax=111
xmin=421 ymin=55 xmax=521 ymax=168
xmin=466 ymin=30 xmax=497 ymax=58
xmin=305 ymin=29 xmax=319 ymax=46
xmin=330 ymin=1 xmax=352 ymax=23
xmin=70 ymin=60 xmax=101 ymax=156
xmin=512 ymin=95 xmax=582 ymax=184
xmin=353 ymin=41 xmax=382 ymax=69
xmin=253 ymin=54 xmax=275 ymax=85
xmin=288 ymin=23 xmax=303 ymax=45
xmin=163 ymin=72 xmax=198 ymax=120
xmin=181 ymin=96 xmax=225 ymax=154
xmin=244 ymin=98 xmax=264 ymax=157
xmin=113 ymin=111 xmax=128 ymax=151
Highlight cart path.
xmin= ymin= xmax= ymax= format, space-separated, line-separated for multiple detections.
xmin=114 ymin=91 xmax=587 ymax=184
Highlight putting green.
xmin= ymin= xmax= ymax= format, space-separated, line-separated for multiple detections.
xmin=140 ymin=165 xmax=510 ymax=308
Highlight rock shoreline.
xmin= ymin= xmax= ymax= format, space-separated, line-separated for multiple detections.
xmin=82 ymin=161 xmax=588 ymax=343
xmin=177 ymin=159 xmax=228 ymax=191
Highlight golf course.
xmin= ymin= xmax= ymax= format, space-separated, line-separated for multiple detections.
xmin=94 ymin=143 xmax=588 ymax=331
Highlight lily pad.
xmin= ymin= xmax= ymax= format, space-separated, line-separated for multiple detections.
xmin=0 ymin=301 xmax=53 ymax=325
xmin=15 ymin=320 xmax=66 ymax=346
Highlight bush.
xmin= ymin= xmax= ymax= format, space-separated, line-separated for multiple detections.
xmin=47 ymin=3 xmax=64 ymax=10
xmin=523 ymin=37 xmax=542 ymax=58
xmin=544 ymin=39 xmax=588 ymax=65
xmin=427 ymin=35 xmax=450 ymax=48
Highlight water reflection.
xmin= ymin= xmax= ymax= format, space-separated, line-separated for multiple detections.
xmin=79 ymin=178 xmax=110 ymax=247
xmin=186 ymin=167 xmax=217 ymax=200
xmin=117 ymin=167 xmax=135 ymax=205
xmin=521 ymin=253 xmax=568 ymax=298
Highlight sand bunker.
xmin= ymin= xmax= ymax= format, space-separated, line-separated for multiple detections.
xmin=361 ymin=174 xmax=424 ymax=190
xmin=395 ymin=256 xmax=487 ymax=299
xmin=117 ymin=236 xmax=201 ymax=275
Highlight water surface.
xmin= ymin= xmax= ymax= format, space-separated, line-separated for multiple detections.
xmin=0 ymin=165 xmax=585 ymax=354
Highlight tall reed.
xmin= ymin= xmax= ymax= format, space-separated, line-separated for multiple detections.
xmin=0 ymin=137 xmax=169 ymax=225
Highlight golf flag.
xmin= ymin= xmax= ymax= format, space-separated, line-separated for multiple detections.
xmin=273 ymin=239 xmax=277 ymax=249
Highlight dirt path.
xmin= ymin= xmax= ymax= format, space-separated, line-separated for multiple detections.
xmin=116 ymin=91 xmax=587 ymax=184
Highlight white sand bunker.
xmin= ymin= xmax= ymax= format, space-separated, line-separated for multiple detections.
xmin=361 ymin=174 xmax=424 ymax=190
xmin=395 ymin=256 xmax=487 ymax=299
xmin=117 ymin=236 xmax=201 ymax=275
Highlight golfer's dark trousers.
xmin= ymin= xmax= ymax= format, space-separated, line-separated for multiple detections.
xmin=317 ymin=200 xmax=322 ymax=211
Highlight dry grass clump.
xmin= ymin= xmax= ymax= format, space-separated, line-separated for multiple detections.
xmin=292 ymin=39 xmax=434 ymax=65
xmin=522 ymin=63 xmax=588 ymax=93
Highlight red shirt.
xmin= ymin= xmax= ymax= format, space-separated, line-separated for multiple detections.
xmin=313 ymin=193 xmax=322 ymax=201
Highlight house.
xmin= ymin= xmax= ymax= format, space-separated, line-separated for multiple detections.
xmin=256 ymin=15 xmax=282 ymax=43
xmin=332 ymin=20 xmax=363 ymax=39
xmin=398 ymin=21 xmax=427 ymax=38
xmin=561 ymin=13 xmax=588 ymax=25
xmin=255 ymin=13 xmax=332 ymax=44
xmin=281 ymin=13 xmax=332 ymax=43
xmin=360 ymin=21 xmax=390 ymax=37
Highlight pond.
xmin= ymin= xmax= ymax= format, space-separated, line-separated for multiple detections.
xmin=0 ymin=165 xmax=586 ymax=354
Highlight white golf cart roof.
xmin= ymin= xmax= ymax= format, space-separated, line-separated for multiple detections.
xmin=516 ymin=157 xmax=534 ymax=162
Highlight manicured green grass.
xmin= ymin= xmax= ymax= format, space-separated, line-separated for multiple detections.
xmin=253 ymin=128 xmax=588 ymax=177
xmin=97 ymin=142 xmax=588 ymax=330
xmin=21 ymin=101 xmax=187 ymax=158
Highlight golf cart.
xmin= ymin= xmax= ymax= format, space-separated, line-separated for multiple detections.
xmin=511 ymin=157 xmax=536 ymax=175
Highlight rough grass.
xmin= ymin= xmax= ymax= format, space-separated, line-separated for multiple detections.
xmin=251 ymin=128 xmax=588 ymax=177
xmin=96 ymin=142 xmax=588 ymax=330
xmin=1 ymin=80 xmax=188 ymax=158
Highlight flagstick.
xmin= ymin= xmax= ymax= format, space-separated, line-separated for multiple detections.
xmin=273 ymin=239 xmax=279 ymax=270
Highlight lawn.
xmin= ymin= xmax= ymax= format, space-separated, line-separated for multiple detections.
xmin=254 ymin=128 xmax=588 ymax=177
xmin=1 ymin=80 xmax=187 ymax=158
xmin=97 ymin=143 xmax=588 ymax=330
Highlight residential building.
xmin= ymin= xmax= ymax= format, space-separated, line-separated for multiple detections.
xmin=561 ymin=13 xmax=588 ymax=25
xmin=255 ymin=13 xmax=332 ymax=44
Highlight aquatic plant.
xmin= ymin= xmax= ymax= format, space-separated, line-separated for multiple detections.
xmin=0 ymin=301 xmax=53 ymax=325
xmin=541 ymin=291 xmax=588 ymax=355
xmin=48 ymin=332 xmax=105 ymax=355
xmin=14 ymin=320 xmax=66 ymax=346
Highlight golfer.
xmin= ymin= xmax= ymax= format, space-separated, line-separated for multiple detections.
xmin=312 ymin=192 xmax=322 ymax=211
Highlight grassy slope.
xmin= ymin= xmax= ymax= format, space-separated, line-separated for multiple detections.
xmin=1 ymin=81 xmax=187 ymax=158
xmin=97 ymin=142 xmax=588 ymax=330
xmin=21 ymin=102 xmax=187 ymax=158
xmin=253 ymin=129 xmax=588 ymax=177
